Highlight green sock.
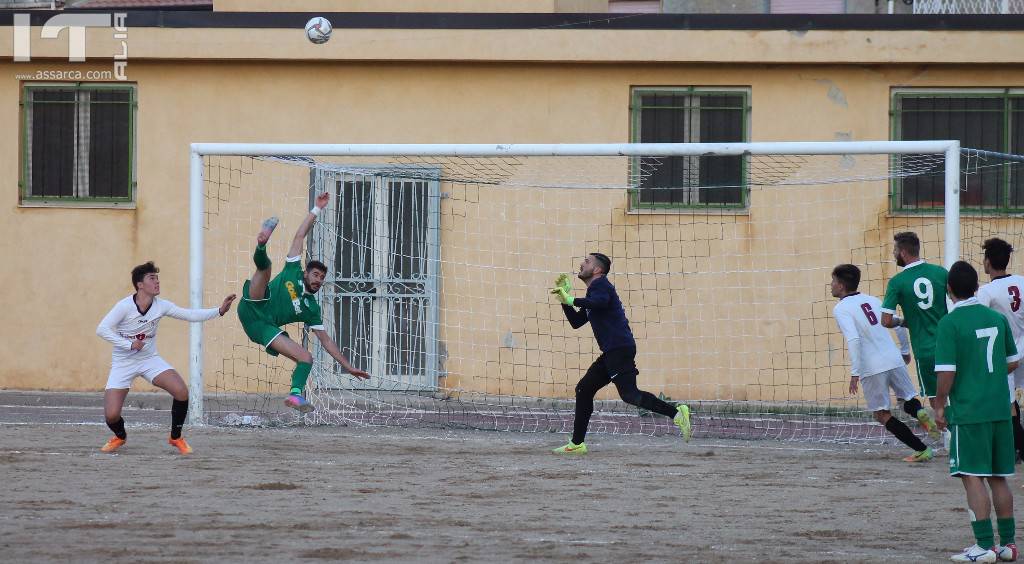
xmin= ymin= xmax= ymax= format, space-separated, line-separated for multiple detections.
xmin=972 ymin=518 xmax=995 ymax=549
xmin=998 ymin=517 xmax=1016 ymax=546
xmin=290 ymin=362 xmax=312 ymax=395
xmin=253 ymin=244 xmax=271 ymax=270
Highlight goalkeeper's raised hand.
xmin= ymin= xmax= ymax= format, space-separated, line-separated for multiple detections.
xmin=550 ymin=286 xmax=574 ymax=306
xmin=554 ymin=273 xmax=572 ymax=294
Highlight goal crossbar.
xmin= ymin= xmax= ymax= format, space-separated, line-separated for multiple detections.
xmin=191 ymin=141 xmax=959 ymax=158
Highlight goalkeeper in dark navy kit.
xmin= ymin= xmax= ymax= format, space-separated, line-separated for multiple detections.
xmin=550 ymin=252 xmax=691 ymax=454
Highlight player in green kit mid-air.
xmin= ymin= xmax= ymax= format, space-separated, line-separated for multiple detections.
xmin=936 ymin=261 xmax=1020 ymax=564
xmin=237 ymin=192 xmax=370 ymax=413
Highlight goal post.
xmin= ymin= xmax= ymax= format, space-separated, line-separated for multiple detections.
xmin=187 ymin=140 xmax=963 ymax=436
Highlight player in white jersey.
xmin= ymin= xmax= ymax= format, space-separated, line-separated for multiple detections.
xmin=96 ymin=262 xmax=236 ymax=455
xmin=977 ymin=237 xmax=1024 ymax=464
xmin=831 ymin=264 xmax=937 ymax=462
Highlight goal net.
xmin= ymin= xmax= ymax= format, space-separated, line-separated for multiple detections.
xmin=189 ymin=142 xmax=1023 ymax=444
xmin=914 ymin=0 xmax=1024 ymax=14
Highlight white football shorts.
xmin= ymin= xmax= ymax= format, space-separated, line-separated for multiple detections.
xmin=861 ymin=366 xmax=917 ymax=412
xmin=105 ymin=355 xmax=175 ymax=390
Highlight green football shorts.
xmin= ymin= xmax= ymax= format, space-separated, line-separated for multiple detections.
xmin=949 ymin=420 xmax=1015 ymax=477
xmin=237 ymin=280 xmax=286 ymax=357
xmin=915 ymin=355 xmax=937 ymax=398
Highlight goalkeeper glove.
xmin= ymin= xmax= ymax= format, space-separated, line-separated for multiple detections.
xmin=554 ymin=273 xmax=572 ymax=293
xmin=550 ymin=286 xmax=574 ymax=306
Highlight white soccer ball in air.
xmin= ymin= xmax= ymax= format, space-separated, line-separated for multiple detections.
xmin=305 ymin=17 xmax=333 ymax=44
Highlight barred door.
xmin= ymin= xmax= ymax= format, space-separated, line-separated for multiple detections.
xmin=310 ymin=168 xmax=440 ymax=390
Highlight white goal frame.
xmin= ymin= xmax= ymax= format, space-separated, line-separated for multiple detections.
xmin=187 ymin=140 xmax=961 ymax=425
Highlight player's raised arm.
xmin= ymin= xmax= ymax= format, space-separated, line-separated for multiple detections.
xmin=311 ymin=328 xmax=370 ymax=380
xmin=550 ymin=273 xmax=588 ymax=328
xmin=288 ymin=192 xmax=330 ymax=258
xmin=573 ymin=283 xmax=612 ymax=310
xmin=165 ymin=295 xmax=237 ymax=321
xmin=561 ymin=304 xmax=589 ymax=328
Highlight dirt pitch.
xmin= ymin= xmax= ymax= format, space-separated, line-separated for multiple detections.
xmin=0 ymin=392 xmax=1015 ymax=563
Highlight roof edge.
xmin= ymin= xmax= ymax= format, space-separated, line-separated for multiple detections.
xmin=1 ymin=11 xmax=1024 ymax=30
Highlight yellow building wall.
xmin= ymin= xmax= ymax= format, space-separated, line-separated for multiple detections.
xmin=2 ymin=25 xmax=1022 ymax=64
xmin=2 ymin=23 xmax=1024 ymax=399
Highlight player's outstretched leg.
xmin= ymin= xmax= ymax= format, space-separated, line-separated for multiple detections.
xmin=674 ymin=404 xmax=692 ymax=442
xmin=901 ymin=396 xmax=940 ymax=441
xmin=153 ymin=370 xmax=193 ymax=455
xmin=269 ymin=334 xmax=316 ymax=414
xmin=257 ymin=216 xmax=279 ymax=246
xmin=553 ymin=361 xmax=608 ymax=454
xmin=876 ymin=409 xmax=932 ymax=462
xmin=284 ymin=391 xmax=314 ymax=413
xmin=613 ymin=374 xmax=692 ymax=442
xmin=102 ymin=388 xmax=129 ymax=453
xmin=248 ymin=217 xmax=279 ymax=301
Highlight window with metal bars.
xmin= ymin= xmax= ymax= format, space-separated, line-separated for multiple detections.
xmin=892 ymin=90 xmax=1024 ymax=212
xmin=630 ymin=87 xmax=750 ymax=209
xmin=20 ymin=83 xmax=136 ymax=205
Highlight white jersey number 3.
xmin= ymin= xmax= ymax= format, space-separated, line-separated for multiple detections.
xmin=914 ymin=277 xmax=934 ymax=310
xmin=976 ymin=327 xmax=998 ymax=373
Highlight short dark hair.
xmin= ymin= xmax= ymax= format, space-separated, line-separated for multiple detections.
xmin=131 ymin=261 xmax=159 ymax=290
xmin=591 ymin=253 xmax=611 ymax=275
xmin=983 ymin=237 xmax=1014 ymax=271
xmin=893 ymin=231 xmax=920 ymax=258
xmin=947 ymin=260 xmax=979 ymax=300
xmin=306 ymin=260 xmax=328 ymax=275
xmin=831 ymin=264 xmax=861 ymax=292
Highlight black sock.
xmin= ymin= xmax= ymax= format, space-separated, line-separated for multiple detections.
xmin=885 ymin=417 xmax=927 ymax=452
xmin=171 ymin=399 xmax=189 ymax=440
xmin=902 ymin=397 xmax=924 ymax=418
xmin=1013 ymin=402 xmax=1024 ymax=460
xmin=106 ymin=417 xmax=127 ymax=440
xmin=572 ymin=397 xmax=593 ymax=445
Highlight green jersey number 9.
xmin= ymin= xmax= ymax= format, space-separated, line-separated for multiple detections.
xmin=914 ymin=277 xmax=934 ymax=310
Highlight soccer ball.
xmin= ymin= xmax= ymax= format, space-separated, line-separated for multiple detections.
xmin=305 ymin=17 xmax=332 ymax=44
